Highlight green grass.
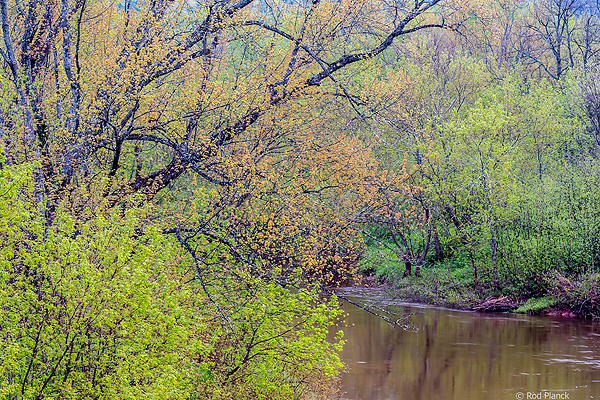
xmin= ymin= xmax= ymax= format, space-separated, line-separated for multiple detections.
xmin=390 ymin=265 xmax=481 ymax=309
xmin=360 ymin=244 xmax=481 ymax=309
xmin=359 ymin=242 xmax=404 ymax=280
xmin=513 ymin=297 xmax=558 ymax=314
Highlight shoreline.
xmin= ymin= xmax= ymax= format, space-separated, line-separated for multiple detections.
xmin=330 ymin=277 xmax=592 ymax=320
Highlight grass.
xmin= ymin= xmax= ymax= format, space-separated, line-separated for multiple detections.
xmin=359 ymin=237 xmax=600 ymax=318
xmin=360 ymin=243 xmax=482 ymax=309
xmin=513 ymin=297 xmax=558 ymax=314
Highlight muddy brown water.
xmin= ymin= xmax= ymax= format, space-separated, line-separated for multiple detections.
xmin=332 ymin=288 xmax=600 ymax=400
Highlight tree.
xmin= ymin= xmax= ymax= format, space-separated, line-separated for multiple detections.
xmin=1 ymin=0 xmax=472 ymax=396
xmin=518 ymin=0 xmax=600 ymax=79
xmin=360 ymin=181 xmax=436 ymax=277
xmin=0 ymin=0 xmax=469 ymax=293
xmin=0 ymin=0 xmax=464 ymax=214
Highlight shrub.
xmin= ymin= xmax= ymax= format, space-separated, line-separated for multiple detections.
xmin=0 ymin=164 xmax=345 ymax=399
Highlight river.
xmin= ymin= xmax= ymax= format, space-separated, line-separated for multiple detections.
xmin=332 ymin=288 xmax=600 ymax=400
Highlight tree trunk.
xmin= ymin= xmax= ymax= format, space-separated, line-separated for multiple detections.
xmin=404 ymin=260 xmax=412 ymax=277
xmin=490 ymin=222 xmax=498 ymax=267
xmin=433 ymin=223 xmax=442 ymax=261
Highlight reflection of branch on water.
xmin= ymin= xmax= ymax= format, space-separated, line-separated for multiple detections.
xmin=267 ymin=279 xmax=418 ymax=331
xmin=324 ymin=287 xmax=419 ymax=332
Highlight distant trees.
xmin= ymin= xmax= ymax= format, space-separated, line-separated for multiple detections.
xmin=518 ymin=0 xmax=600 ymax=78
xmin=430 ymin=0 xmax=600 ymax=79
xmin=351 ymin=19 xmax=593 ymax=293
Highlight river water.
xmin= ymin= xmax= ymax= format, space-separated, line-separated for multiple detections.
xmin=332 ymin=288 xmax=600 ymax=400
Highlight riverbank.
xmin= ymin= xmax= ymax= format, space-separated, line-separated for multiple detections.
xmin=355 ymin=264 xmax=600 ymax=319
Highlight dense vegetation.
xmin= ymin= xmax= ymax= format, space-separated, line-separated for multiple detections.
xmin=1 ymin=0 xmax=600 ymax=397
xmin=358 ymin=3 xmax=600 ymax=318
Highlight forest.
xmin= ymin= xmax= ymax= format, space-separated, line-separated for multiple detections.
xmin=1 ymin=0 xmax=599 ymax=398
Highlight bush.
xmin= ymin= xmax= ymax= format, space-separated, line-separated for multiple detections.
xmin=0 ymin=164 xmax=345 ymax=399
xmin=542 ymin=272 xmax=600 ymax=318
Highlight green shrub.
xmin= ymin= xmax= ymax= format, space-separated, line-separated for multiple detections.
xmin=0 ymin=164 xmax=345 ymax=399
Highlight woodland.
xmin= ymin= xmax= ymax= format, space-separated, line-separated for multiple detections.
xmin=1 ymin=0 xmax=600 ymax=398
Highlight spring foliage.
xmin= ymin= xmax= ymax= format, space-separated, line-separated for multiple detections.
xmin=0 ymin=0 xmax=466 ymax=396
xmin=0 ymin=165 xmax=344 ymax=399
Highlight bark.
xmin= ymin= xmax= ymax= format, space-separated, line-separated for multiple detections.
xmin=490 ymin=222 xmax=498 ymax=267
xmin=1 ymin=0 xmax=45 ymax=202
xmin=415 ymin=228 xmax=432 ymax=278
xmin=105 ymin=157 xmax=189 ymax=207
xmin=404 ymin=260 xmax=412 ymax=277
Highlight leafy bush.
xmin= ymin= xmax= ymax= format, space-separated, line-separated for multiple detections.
xmin=542 ymin=272 xmax=600 ymax=318
xmin=0 ymin=164 xmax=345 ymax=399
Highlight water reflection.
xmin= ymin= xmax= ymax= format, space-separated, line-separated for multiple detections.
xmin=333 ymin=288 xmax=600 ymax=400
